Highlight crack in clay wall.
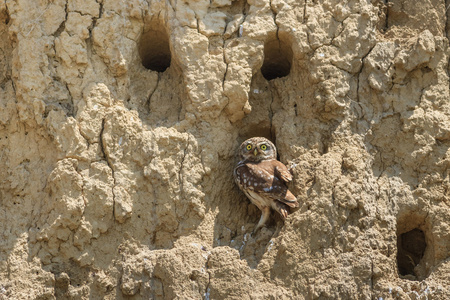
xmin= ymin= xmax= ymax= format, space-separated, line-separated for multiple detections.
xmin=0 ymin=0 xmax=449 ymax=299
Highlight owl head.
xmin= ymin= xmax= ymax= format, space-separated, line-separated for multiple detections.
xmin=238 ymin=137 xmax=277 ymax=162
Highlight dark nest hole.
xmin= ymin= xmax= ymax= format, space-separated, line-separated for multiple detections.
xmin=139 ymin=27 xmax=171 ymax=72
xmin=261 ymin=38 xmax=293 ymax=80
xmin=397 ymin=228 xmax=427 ymax=278
xmin=238 ymin=124 xmax=274 ymax=143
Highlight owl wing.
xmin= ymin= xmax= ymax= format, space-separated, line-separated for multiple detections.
xmin=245 ymin=161 xmax=298 ymax=208
xmin=273 ymin=160 xmax=293 ymax=183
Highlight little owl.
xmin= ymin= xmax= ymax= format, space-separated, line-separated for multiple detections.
xmin=233 ymin=137 xmax=298 ymax=232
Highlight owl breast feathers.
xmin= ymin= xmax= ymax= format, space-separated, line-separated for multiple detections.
xmin=233 ymin=137 xmax=299 ymax=232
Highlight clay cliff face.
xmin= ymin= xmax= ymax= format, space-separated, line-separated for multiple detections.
xmin=0 ymin=0 xmax=449 ymax=299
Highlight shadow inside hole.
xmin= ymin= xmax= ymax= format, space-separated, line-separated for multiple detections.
xmin=139 ymin=28 xmax=171 ymax=72
xmin=238 ymin=125 xmax=273 ymax=143
xmin=261 ymin=39 xmax=293 ymax=80
xmin=397 ymin=228 xmax=426 ymax=278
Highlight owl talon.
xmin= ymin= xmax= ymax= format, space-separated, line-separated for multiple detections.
xmin=252 ymin=224 xmax=263 ymax=235
xmin=251 ymin=227 xmax=259 ymax=236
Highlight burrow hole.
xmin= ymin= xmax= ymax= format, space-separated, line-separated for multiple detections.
xmin=261 ymin=37 xmax=293 ymax=80
xmin=238 ymin=122 xmax=274 ymax=144
xmin=139 ymin=24 xmax=171 ymax=72
xmin=397 ymin=228 xmax=427 ymax=279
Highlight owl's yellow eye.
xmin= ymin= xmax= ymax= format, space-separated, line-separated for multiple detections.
xmin=260 ymin=144 xmax=267 ymax=151
xmin=246 ymin=144 xmax=252 ymax=151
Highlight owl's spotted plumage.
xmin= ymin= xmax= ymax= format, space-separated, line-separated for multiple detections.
xmin=233 ymin=137 xmax=298 ymax=232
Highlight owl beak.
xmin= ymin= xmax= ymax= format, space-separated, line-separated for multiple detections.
xmin=253 ymin=149 xmax=258 ymax=156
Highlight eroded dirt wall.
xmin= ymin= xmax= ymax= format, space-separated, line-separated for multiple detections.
xmin=0 ymin=0 xmax=449 ymax=299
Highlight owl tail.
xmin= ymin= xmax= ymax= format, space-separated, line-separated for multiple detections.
xmin=273 ymin=201 xmax=290 ymax=219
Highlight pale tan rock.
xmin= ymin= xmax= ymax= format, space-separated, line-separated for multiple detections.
xmin=68 ymin=0 xmax=100 ymax=17
xmin=0 ymin=0 xmax=449 ymax=299
xmin=211 ymin=0 xmax=232 ymax=8
xmin=199 ymin=11 xmax=227 ymax=36
xmin=224 ymin=13 xmax=244 ymax=38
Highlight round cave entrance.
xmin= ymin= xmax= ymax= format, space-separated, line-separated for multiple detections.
xmin=397 ymin=228 xmax=427 ymax=278
xmin=139 ymin=27 xmax=171 ymax=72
xmin=261 ymin=38 xmax=293 ymax=80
